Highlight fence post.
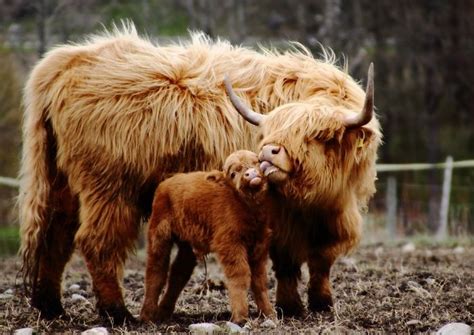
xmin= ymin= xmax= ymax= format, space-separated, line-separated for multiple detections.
xmin=386 ymin=176 xmax=397 ymax=236
xmin=436 ymin=156 xmax=453 ymax=240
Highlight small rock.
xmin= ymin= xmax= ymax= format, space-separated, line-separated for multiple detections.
xmin=81 ymin=327 xmax=109 ymax=335
xmin=260 ymin=319 xmax=277 ymax=329
xmin=406 ymin=319 xmax=421 ymax=326
xmin=436 ymin=322 xmax=471 ymax=335
xmin=4 ymin=288 xmax=14 ymax=295
xmin=375 ymin=246 xmax=384 ymax=257
xmin=69 ymin=284 xmax=81 ymax=292
xmin=71 ymin=293 xmax=88 ymax=303
xmin=453 ymin=246 xmax=465 ymax=254
xmin=224 ymin=321 xmax=244 ymax=333
xmin=14 ymin=328 xmax=34 ymax=335
xmin=339 ymin=257 xmax=357 ymax=270
xmin=425 ymin=277 xmax=436 ymax=286
xmin=407 ymin=281 xmax=431 ymax=298
xmin=189 ymin=323 xmax=223 ymax=334
xmin=0 ymin=293 xmax=13 ymax=300
xmin=402 ymin=242 xmax=416 ymax=253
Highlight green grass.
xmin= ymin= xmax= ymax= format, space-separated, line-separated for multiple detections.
xmin=0 ymin=225 xmax=20 ymax=257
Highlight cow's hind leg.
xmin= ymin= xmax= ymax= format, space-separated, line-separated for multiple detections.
xmin=270 ymin=244 xmax=303 ymax=317
xmin=32 ymin=177 xmax=79 ymax=319
xmin=155 ymin=241 xmax=197 ymax=321
xmin=75 ymin=193 xmax=140 ymax=324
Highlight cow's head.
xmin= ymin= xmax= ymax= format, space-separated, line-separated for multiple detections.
xmin=224 ymin=64 xmax=378 ymax=208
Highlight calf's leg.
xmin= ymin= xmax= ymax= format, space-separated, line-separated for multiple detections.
xmin=217 ymin=245 xmax=251 ymax=324
xmin=140 ymin=218 xmax=173 ymax=322
xmin=155 ymin=241 xmax=197 ymax=321
xmin=249 ymin=257 xmax=274 ymax=318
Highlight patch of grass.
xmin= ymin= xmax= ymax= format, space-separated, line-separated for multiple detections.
xmin=0 ymin=225 xmax=20 ymax=257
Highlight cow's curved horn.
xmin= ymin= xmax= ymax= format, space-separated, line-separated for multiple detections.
xmin=344 ymin=63 xmax=374 ymax=128
xmin=224 ymin=75 xmax=265 ymax=126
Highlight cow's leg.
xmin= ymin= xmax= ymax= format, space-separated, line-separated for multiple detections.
xmin=155 ymin=241 xmax=197 ymax=321
xmin=75 ymin=193 xmax=140 ymax=324
xmin=140 ymin=218 xmax=173 ymax=322
xmin=307 ymin=249 xmax=336 ymax=312
xmin=307 ymin=208 xmax=361 ymax=312
xmin=270 ymin=244 xmax=303 ymax=317
xmin=32 ymin=179 xmax=79 ymax=319
xmin=217 ymin=245 xmax=251 ymax=324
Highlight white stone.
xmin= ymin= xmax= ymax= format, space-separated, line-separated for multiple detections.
xmin=81 ymin=327 xmax=109 ymax=335
xmin=68 ymin=284 xmax=81 ymax=292
xmin=406 ymin=319 xmax=421 ymax=326
xmin=402 ymin=242 xmax=416 ymax=253
xmin=189 ymin=323 xmax=223 ymax=334
xmin=4 ymin=288 xmax=14 ymax=295
xmin=224 ymin=321 xmax=245 ymax=333
xmin=260 ymin=319 xmax=277 ymax=329
xmin=425 ymin=277 xmax=436 ymax=286
xmin=71 ymin=293 xmax=88 ymax=303
xmin=339 ymin=257 xmax=357 ymax=269
xmin=0 ymin=293 xmax=13 ymax=300
xmin=453 ymin=246 xmax=465 ymax=254
xmin=436 ymin=322 xmax=471 ymax=335
xmin=407 ymin=281 xmax=431 ymax=298
xmin=14 ymin=328 xmax=34 ymax=335
xmin=375 ymin=246 xmax=384 ymax=257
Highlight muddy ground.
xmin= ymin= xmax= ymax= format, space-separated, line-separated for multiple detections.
xmin=0 ymin=243 xmax=473 ymax=333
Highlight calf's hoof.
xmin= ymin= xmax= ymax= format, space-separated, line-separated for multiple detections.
xmin=308 ymin=294 xmax=333 ymax=312
xmin=99 ymin=304 xmax=137 ymax=325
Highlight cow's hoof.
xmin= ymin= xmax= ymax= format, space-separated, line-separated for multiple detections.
xmin=99 ymin=305 xmax=137 ymax=325
xmin=275 ymin=300 xmax=304 ymax=318
xmin=155 ymin=306 xmax=173 ymax=322
xmin=32 ymin=293 xmax=64 ymax=320
xmin=308 ymin=294 xmax=333 ymax=312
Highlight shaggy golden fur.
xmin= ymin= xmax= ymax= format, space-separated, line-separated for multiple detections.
xmin=141 ymin=150 xmax=274 ymax=324
xmin=19 ymin=22 xmax=380 ymax=321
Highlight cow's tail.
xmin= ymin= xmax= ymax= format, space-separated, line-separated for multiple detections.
xmin=18 ymin=65 xmax=58 ymax=295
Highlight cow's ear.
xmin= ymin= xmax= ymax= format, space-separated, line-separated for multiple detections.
xmin=345 ymin=127 xmax=374 ymax=149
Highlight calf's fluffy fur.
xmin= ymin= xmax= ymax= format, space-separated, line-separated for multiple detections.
xmin=140 ymin=150 xmax=274 ymax=324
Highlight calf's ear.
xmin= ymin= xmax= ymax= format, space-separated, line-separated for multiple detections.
xmin=206 ymin=171 xmax=225 ymax=182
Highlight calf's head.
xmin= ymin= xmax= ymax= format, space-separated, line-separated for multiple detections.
xmin=223 ymin=150 xmax=268 ymax=201
xmin=224 ymin=64 xmax=380 ymax=208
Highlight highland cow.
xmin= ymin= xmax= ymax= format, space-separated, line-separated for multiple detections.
xmin=19 ymin=23 xmax=380 ymax=322
xmin=140 ymin=150 xmax=274 ymax=324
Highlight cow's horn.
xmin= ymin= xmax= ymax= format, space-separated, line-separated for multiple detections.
xmin=344 ymin=63 xmax=374 ymax=128
xmin=224 ymin=75 xmax=265 ymax=126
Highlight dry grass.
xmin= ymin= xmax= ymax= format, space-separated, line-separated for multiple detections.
xmin=0 ymin=244 xmax=473 ymax=333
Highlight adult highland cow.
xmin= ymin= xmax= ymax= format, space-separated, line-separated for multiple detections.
xmin=19 ymin=23 xmax=381 ymax=323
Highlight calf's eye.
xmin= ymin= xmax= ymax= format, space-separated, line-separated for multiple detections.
xmin=230 ymin=172 xmax=236 ymax=179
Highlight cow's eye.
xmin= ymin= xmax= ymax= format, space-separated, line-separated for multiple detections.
xmin=230 ymin=172 xmax=236 ymax=179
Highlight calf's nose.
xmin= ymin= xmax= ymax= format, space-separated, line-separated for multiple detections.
xmin=244 ymin=168 xmax=260 ymax=181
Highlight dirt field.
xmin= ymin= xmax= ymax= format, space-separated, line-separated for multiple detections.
xmin=0 ymin=243 xmax=473 ymax=333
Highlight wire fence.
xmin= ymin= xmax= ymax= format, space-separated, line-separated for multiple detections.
xmin=1 ymin=157 xmax=473 ymax=255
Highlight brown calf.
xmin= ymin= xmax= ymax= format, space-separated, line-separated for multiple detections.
xmin=140 ymin=150 xmax=275 ymax=324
